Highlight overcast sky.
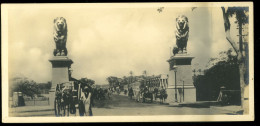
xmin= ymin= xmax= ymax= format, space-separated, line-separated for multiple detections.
xmin=7 ymin=5 xmax=237 ymax=84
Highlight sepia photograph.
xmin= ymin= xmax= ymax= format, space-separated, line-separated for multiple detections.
xmin=1 ymin=2 xmax=254 ymax=122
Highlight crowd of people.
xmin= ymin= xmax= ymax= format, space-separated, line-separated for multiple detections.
xmin=76 ymin=84 xmax=169 ymax=116
xmin=77 ymin=85 xmax=168 ymax=116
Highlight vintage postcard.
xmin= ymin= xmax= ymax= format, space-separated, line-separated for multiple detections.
xmin=1 ymin=2 xmax=254 ymax=122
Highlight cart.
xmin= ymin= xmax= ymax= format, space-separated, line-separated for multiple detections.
xmin=54 ymin=80 xmax=92 ymax=116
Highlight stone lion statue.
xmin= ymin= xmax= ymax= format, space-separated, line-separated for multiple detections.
xmin=175 ymin=15 xmax=189 ymax=53
xmin=172 ymin=45 xmax=179 ymax=56
xmin=53 ymin=17 xmax=68 ymax=56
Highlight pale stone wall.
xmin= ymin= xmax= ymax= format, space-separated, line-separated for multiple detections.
xmin=49 ymin=57 xmax=73 ymax=107
xmin=166 ymin=54 xmax=196 ymax=103
xmin=166 ymin=87 xmax=196 ymax=103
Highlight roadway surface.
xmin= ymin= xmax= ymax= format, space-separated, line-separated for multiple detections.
xmin=9 ymin=93 xmax=237 ymax=117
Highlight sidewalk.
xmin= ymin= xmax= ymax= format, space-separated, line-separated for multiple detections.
xmin=9 ymin=105 xmax=53 ymax=113
xmin=210 ymin=105 xmax=243 ymax=115
xmin=168 ymin=101 xmax=219 ymax=107
xmin=168 ymin=101 xmax=243 ymax=115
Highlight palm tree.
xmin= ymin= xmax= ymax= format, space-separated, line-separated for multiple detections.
xmin=143 ymin=70 xmax=147 ymax=77
xmin=129 ymin=71 xmax=133 ymax=76
xmin=129 ymin=71 xmax=133 ymax=83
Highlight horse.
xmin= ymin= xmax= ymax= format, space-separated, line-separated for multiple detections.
xmin=153 ymin=88 xmax=159 ymax=100
xmin=142 ymin=87 xmax=153 ymax=103
xmin=156 ymin=89 xmax=168 ymax=104
xmin=54 ymin=87 xmax=62 ymax=116
xmin=61 ymin=89 xmax=72 ymax=116
xmin=54 ymin=84 xmax=74 ymax=117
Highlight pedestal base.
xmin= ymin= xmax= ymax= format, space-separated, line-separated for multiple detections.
xmin=166 ymin=86 xmax=196 ymax=103
xmin=49 ymin=56 xmax=73 ymax=107
xmin=166 ymin=53 xmax=196 ymax=103
xmin=49 ymin=90 xmax=55 ymax=108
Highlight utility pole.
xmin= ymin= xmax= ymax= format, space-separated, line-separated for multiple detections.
xmin=183 ymin=80 xmax=184 ymax=102
xmin=174 ymin=66 xmax=178 ymax=102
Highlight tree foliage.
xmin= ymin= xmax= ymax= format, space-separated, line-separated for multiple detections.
xmin=221 ymin=7 xmax=249 ymax=108
xmin=80 ymin=77 xmax=95 ymax=86
xmin=10 ymin=77 xmax=40 ymax=99
xmin=106 ymin=76 xmax=119 ymax=88
xmin=106 ymin=74 xmax=142 ymax=89
xmin=194 ymin=49 xmax=240 ymax=101
xmin=38 ymin=81 xmax=52 ymax=90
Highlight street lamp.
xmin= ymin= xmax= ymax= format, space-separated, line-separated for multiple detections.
xmin=182 ymin=80 xmax=184 ymax=102
xmin=69 ymin=68 xmax=73 ymax=79
xmin=173 ymin=65 xmax=178 ymax=102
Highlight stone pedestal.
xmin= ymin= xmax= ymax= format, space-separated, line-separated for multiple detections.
xmin=49 ymin=56 xmax=73 ymax=107
xmin=166 ymin=53 xmax=196 ymax=103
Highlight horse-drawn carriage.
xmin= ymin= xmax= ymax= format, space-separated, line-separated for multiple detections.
xmin=153 ymin=87 xmax=168 ymax=104
xmin=130 ymin=82 xmax=154 ymax=103
xmin=140 ymin=86 xmax=154 ymax=103
xmin=54 ymin=79 xmax=92 ymax=116
xmin=139 ymin=87 xmax=168 ymax=104
xmin=130 ymin=78 xmax=168 ymax=104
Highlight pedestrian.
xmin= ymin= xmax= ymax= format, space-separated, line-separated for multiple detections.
xmin=128 ymin=87 xmax=134 ymax=99
xmin=80 ymin=86 xmax=93 ymax=116
xmin=107 ymin=88 xmax=112 ymax=100
xmin=124 ymin=89 xmax=127 ymax=95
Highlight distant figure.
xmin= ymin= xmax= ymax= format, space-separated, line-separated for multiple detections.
xmin=124 ymin=89 xmax=128 ymax=95
xmin=144 ymin=86 xmax=149 ymax=94
xmin=107 ymin=88 xmax=112 ymax=100
xmin=128 ymin=87 xmax=134 ymax=99
xmin=117 ymin=88 xmax=120 ymax=95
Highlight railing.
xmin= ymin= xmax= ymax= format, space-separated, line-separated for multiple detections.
xmin=24 ymin=98 xmax=50 ymax=106
xmin=10 ymin=96 xmax=50 ymax=107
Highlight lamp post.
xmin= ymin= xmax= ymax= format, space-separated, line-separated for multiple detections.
xmin=68 ymin=68 xmax=73 ymax=80
xmin=182 ymin=80 xmax=184 ymax=102
xmin=173 ymin=65 xmax=178 ymax=102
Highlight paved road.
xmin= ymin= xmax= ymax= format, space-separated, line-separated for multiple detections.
xmin=9 ymin=94 xmax=236 ymax=117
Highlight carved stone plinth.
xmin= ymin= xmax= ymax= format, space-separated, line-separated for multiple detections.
xmin=166 ymin=53 xmax=196 ymax=103
xmin=48 ymin=56 xmax=73 ymax=107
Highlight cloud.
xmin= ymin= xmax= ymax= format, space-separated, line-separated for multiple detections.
xmin=7 ymin=7 xmax=232 ymax=84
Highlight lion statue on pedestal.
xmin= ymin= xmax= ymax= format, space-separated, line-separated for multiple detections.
xmin=174 ymin=15 xmax=189 ymax=54
xmin=53 ymin=17 xmax=68 ymax=56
